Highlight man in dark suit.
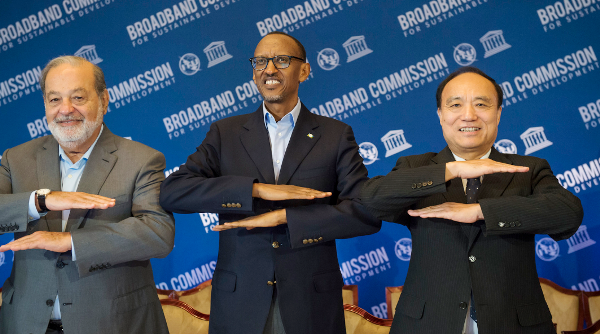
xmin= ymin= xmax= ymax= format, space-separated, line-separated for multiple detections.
xmin=159 ymin=32 xmax=381 ymax=334
xmin=361 ymin=67 xmax=583 ymax=334
xmin=0 ymin=56 xmax=174 ymax=334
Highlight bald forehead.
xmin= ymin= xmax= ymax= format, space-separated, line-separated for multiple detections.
xmin=254 ymin=34 xmax=302 ymax=57
xmin=443 ymin=72 xmax=499 ymax=104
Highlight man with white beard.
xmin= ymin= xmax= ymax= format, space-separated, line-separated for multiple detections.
xmin=0 ymin=56 xmax=174 ymax=334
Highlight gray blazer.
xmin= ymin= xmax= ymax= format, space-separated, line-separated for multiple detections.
xmin=0 ymin=126 xmax=175 ymax=334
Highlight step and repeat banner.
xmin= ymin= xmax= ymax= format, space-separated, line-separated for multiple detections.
xmin=1 ymin=0 xmax=599 ymax=317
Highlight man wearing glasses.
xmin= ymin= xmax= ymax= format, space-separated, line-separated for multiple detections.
xmin=159 ymin=32 xmax=380 ymax=334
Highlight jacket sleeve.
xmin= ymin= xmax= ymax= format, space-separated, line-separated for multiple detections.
xmin=0 ymin=148 xmax=31 ymax=234
xmin=71 ymin=151 xmax=176 ymax=277
xmin=159 ymin=122 xmax=257 ymax=215
xmin=286 ymin=125 xmax=381 ymax=248
xmin=360 ymin=156 xmax=448 ymax=224
xmin=479 ymin=158 xmax=583 ymax=241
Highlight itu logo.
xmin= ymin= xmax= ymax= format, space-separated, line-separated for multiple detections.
xmin=359 ymin=142 xmax=378 ymax=165
xmin=394 ymin=238 xmax=412 ymax=261
xmin=453 ymin=43 xmax=477 ymax=66
xmin=317 ymin=48 xmax=340 ymax=71
xmin=179 ymin=53 xmax=201 ymax=76
xmin=536 ymin=237 xmax=560 ymax=261
xmin=494 ymin=139 xmax=517 ymax=154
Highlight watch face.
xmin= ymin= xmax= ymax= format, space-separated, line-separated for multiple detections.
xmin=37 ymin=189 xmax=51 ymax=196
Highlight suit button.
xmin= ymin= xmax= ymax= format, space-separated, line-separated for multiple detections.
xmin=509 ymin=222 xmax=516 ymax=227
xmin=56 ymin=261 xmax=65 ymax=269
xmin=272 ymin=242 xmax=280 ymax=248
xmin=303 ymin=239 xmax=308 ymax=244
xmin=469 ymin=255 xmax=476 ymax=263
xmin=267 ymin=281 xmax=274 ymax=286
xmin=412 ymin=183 xmax=417 ymax=189
xmin=416 ymin=183 xmax=422 ymax=188
xmin=226 ymin=203 xmax=232 ymax=208
xmin=459 ymin=302 xmax=468 ymax=309
xmin=498 ymin=222 xmax=505 ymax=227
xmin=106 ymin=263 xmax=112 ymax=268
xmin=428 ymin=181 xmax=433 ymax=185
xmin=515 ymin=221 xmax=521 ymax=227
xmin=318 ymin=237 xmax=323 ymax=241
xmin=221 ymin=204 xmax=227 ymax=208
xmin=46 ymin=299 xmax=54 ymax=307
xmin=308 ymin=239 xmax=314 ymax=243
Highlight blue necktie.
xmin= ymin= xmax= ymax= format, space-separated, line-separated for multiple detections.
xmin=466 ymin=178 xmax=481 ymax=323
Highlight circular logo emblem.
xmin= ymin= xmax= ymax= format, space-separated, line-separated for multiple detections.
xmin=317 ymin=48 xmax=340 ymax=71
xmin=179 ymin=53 xmax=201 ymax=76
xmin=359 ymin=142 xmax=378 ymax=165
xmin=453 ymin=43 xmax=477 ymax=66
xmin=536 ymin=237 xmax=560 ymax=261
xmin=395 ymin=238 xmax=412 ymax=261
xmin=494 ymin=139 xmax=517 ymax=154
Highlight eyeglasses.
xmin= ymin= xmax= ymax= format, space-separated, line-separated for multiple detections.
xmin=249 ymin=55 xmax=305 ymax=71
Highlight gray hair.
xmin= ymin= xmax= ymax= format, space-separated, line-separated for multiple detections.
xmin=40 ymin=56 xmax=107 ymax=98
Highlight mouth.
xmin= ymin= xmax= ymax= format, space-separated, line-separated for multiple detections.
xmin=263 ymin=78 xmax=282 ymax=88
xmin=55 ymin=119 xmax=84 ymax=127
xmin=459 ymin=127 xmax=481 ymax=132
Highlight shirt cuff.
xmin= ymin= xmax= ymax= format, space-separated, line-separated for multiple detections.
xmin=71 ymin=236 xmax=76 ymax=261
xmin=28 ymin=191 xmax=48 ymax=221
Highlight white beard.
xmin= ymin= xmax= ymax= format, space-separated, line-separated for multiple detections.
xmin=48 ymin=106 xmax=104 ymax=149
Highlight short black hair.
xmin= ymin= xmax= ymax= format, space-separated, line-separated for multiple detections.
xmin=436 ymin=66 xmax=503 ymax=108
xmin=265 ymin=31 xmax=306 ymax=61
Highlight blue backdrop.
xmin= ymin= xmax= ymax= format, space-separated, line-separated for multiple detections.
xmin=1 ymin=0 xmax=599 ymax=318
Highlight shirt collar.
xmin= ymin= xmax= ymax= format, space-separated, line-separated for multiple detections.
xmin=58 ymin=124 xmax=104 ymax=167
xmin=263 ymin=98 xmax=302 ymax=127
xmin=451 ymin=148 xmax=492 ymax=162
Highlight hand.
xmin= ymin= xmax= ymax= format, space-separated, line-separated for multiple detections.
xmin=445 ymin=159 xmax=529 ymax=181
xmin=38 ymin=191 xmax=116 ymax=212
xmin=213 ymin=209 xmax=287 ymax=231
xmin=252 ymin=183 xmax=332 ymax=201
xmin=0 ymin=231 xmax=72 ymax=253
xmin=407 ymin=203 xmax=484 ymax=223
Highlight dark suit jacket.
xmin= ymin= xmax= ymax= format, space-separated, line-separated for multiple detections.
xmin=361 ymin=146 xmax=583 ymax=334
xmin=0 ymin=127 xmax=175 ymax=334
xmin=160 ymin=104 xmax=381 ymax=334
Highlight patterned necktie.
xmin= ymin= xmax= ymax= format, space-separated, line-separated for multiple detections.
xmin=466 ymin=177 xmax=481 ymax=323
xmin=466 ymin=178 xmax=481 ymax=204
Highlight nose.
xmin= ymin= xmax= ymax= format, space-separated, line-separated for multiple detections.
xmin=58 ymin=99 xmax=75 ymax=115
xmin=462 ymin=104 xmax=477 ymax=121
xmin=264 ymin=58 xmax=279 ymax=75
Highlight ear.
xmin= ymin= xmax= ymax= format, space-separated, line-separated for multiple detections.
xmin=299 ymin=62 xmax=311 ymax=83
xmin=102 ymin=90 xmax=110 ymax=115
xmin=437 ymin=108 xmax=442 ymax=122
xmin=496 ymin=106 xmax=502 ymax=124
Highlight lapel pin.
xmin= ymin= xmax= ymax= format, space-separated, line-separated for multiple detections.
xmin=307 ymin=133 xmax=314 ymax=138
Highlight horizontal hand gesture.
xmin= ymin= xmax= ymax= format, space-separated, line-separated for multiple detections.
xmin=408 ymin=203 xmax=483 ymax=224
xmin=213 ymin=209 xmax=286 ymax=231
xmin=252 ymin=184 xmax=331 ymax=201
xmin=44 ymin=191 xmax=116 ymax=211
xmin=446 ymin=159 xmax=529 ymax=181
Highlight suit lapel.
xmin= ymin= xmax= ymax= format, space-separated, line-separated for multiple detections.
xmin=240 ymin=106 xmax=276 ymax=184
xmin=277 ymin=105 xmax=320 ymax=185
xmin=431 ymin=147 xmax=466 ymax=204
xmin=477 ymin=147 xmax=515 ymax=201
xmin=37 ymin=137 xmax=62 ymax=232
xmin=66 ymin=127 xmax=118 ymax=232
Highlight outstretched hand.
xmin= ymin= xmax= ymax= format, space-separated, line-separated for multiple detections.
xmin=407 ymin=202 xmax=484 ymax=224
xmin=42 ymin=191 xmax=116 ymax=212
xmin=0 ymin=231 xmax=72 ymax=253
xmin=445 ymin=159 xmax=529 ymax=181
xmin=213 ymin=209 xmax=287 ymax=231
xmin=252 ymin=183 xmax=332 ymax=201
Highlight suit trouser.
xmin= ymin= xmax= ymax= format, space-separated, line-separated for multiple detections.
xmin=263 ymin=288 xmax=286 ymax=334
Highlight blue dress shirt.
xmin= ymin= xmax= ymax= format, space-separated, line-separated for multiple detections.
xmin=263 ymin=99 xmax=302 ymax=183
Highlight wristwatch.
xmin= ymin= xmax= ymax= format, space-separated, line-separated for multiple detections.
xmin=36 ymin=189 xmax=52 ymax=213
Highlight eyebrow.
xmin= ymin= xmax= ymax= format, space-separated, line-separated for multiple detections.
xmin=445 ymin=96 xmax=494 ymax=104
xmin=46 ymin=87 xmax=88 ymax=96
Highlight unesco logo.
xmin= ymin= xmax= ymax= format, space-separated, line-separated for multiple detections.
xmin=394 ymin=238 xmax=412 ymax=261
xmin=494 ymin=139 xmax=517 ymax=154
xmin=179 ymin=53 xmax=201 ymax=76
xmin=317 ymin=48 xmax=340 ymax=71
xmin=536 ymin=237 xmax=560 ymax=261
xmin=453 ymin=43 xmax=477 ymax=66
xmin=358 ymin=142 xmax=378 ymax=165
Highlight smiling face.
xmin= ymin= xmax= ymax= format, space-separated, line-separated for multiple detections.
xmin=252 ymin=34 xmax=310 ymax=112
xmin=44 ymin=62 xmax=108 ymax=150
xmin=437 ymin=72 xmax=502 ymax=160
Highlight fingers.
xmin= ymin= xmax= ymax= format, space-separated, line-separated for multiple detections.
xmin=46 ymin=192 xmax=116 ymax=211
xmin=254 ymin=184 xmax=332 ymax=201
xmin=449 ymin=160 xmax=529 ymax=180
xmin=407 ymin=203 xmax=482 ymax=223
xmin=0 ymin=232 xmax=72 ymax=252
